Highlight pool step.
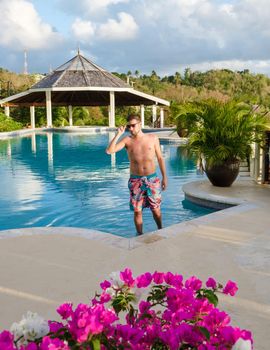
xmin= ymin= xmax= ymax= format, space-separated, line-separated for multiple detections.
xmin=239 ymin=161 xmax=250 ymax=178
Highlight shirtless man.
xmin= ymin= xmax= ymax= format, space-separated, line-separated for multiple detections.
xmin=106 ymin=114 xmax=167 ymax=235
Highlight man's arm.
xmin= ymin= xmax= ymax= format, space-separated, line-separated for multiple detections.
xmin=106 ymin=126 xmax=127 ymax=154
xmin=154 ymin=136 xmax=168 ymax=190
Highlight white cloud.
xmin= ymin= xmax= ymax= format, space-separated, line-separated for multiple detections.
xmin=0 ymin=0 xmax=62 ymax=50
xmin=58 ymin=0 xmax=130 ymax=16
xmin=99 ymin=12 xmax=138 ymax=41
xmin=71 ymin=18 xmax=95 ymax=43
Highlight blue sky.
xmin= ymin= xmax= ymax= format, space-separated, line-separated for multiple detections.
xmin=1 ymin=0 xmax=270 ymax=76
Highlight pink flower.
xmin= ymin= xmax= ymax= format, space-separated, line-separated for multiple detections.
xmin=0 ymin=331 xmax=16 ymax=350
xmin=152 ymin=271 xmax=164 ymax=284
xmin=185 ymin=276 xmax=202 ymax=291
xmin=120 ymin=268 xmax=135 ymax=287
xmin=40 ymin=336 xmax=69 ymax=350
xmin=100 ymin=280 xmax=111 ymax=290
xmin=223 ymin=280 xmax=238 ymax=296
xmin=57 ymin=303 xmax=73 ymax=320
xmin=139 ymin=301 xmax=151 ymax=313
xmin=135 ymin=272 xmax=152 ymax=288
xmin=100 ymin=292 xmax=111 ymax=303
xmin=206 ymin=277 xmax=217 ymax=289
xmin=48 ymin=321 xmax=64 ymax=333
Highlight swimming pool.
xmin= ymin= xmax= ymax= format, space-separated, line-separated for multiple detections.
xmin=0 ymin=132 xmax=214 ymax=237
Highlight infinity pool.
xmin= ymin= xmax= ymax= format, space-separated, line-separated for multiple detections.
xmin=0 ymin=132 xmax=214 ymax=237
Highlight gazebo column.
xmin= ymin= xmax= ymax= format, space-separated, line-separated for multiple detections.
xmin=30 ymin=106 xmax=35 ymax=128
xmin=46 ymin=90 xmax=52 ymax=127
xmin=109 ymin=91 xmax=115 ymax=127
xmin=4 ymin=106 xmax=10 ymax=117
xmin=68 ymin=105 xmax=73 ymax=126
xmin=160 ymin=107 xmax=164 ymax=128
xmin=152 ymin=104 xmax=157 ymax=127
xmin=140 ymin=104 xmax=145 ymax=128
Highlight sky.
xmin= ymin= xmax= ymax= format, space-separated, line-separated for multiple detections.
xmin=1 ymin=0 xmax=270 ymax=76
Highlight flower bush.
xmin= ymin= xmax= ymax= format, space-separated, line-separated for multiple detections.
xmin=0 ymin=269 xmax=252 ymax=349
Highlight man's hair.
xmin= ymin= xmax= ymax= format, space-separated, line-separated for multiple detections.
xmin=126 ymin=114 xmax=141 ymax=123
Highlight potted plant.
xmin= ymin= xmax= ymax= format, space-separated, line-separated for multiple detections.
xmin=178 ymin=99 xmax=269 ymax=186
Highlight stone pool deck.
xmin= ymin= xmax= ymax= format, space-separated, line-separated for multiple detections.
xmin=0 ymin=178 xmax=269 ymax=348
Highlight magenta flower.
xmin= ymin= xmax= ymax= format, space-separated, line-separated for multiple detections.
xmin=1 ymin=269 xmax=253 ymax=350
xmin=135 ymin=272 xmax=152 ymax=288
xmin=100 ymin=292 xmax=111 ymax=304
xmin=40 ymin=336 xmax=69 ymax=350
xmin=100 ymin=280 xmax=111 ymax=290
xmin=185 ymin=276 xmax=203 ymax=291
xmin=48 ymin=320 xmax=64 ymax=333
xmin=139 ymin=300 xmax=151 ymax=313
xmin=0 ymin=331 xmax=16 ymax=350
xmin=152 ymin=271 xmax=164 ymax=284
xmin=57 ymin=303 xmax=73 ymax=320
xmin=120 ymin=267 xmax=135 ymax=287
xmin=223 ymin=280 xmax=238 ymax=296
xmin=206 ymin=277 xmax=217 ymax=289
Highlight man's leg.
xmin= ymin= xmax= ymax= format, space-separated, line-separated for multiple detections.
xmin=134 ymin=211 xmax=143 ymax=235
xmin=152 ymin=208 xmax=162 ymax=229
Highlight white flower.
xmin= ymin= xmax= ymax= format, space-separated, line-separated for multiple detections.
xmin=109 ymin=271 xmax=124 ymax=289
xmin=105 ymin=287 xmax=117 ymax=298
xmin=10 ymin=311 xmax=49 ymax=345
xmin=232 ymin=338 xmax=252 ymax=350
xmin=129 ymin=286 xmax=143 ymax=305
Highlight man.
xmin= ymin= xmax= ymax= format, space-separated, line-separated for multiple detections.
xmin=106 ymin=114 xmax=167 ymax=235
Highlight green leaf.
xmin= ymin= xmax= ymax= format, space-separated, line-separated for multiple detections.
xmin=198 ymin=326 xmax=210 ymax=340
xmin=91 ymin=338 xmax=101 ymax=350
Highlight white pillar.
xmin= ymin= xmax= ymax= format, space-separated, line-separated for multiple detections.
xmin=30 ymin=106 xmax=35 ymax=129
xmin=68 ymin=105 xmax=73 ymax=126
xmin=152 ymin=104 xmax=157 ymax=127
xmin=47 ymin=132 xmax=53 ymax=171
xmin=46 ymin=90 xmax=52 ymax=127
xmin=140 ymin=105 xmax=145 ymax=128
xmin=160 ymin=107 xmax=164 ymax=128
xmin=31 ymin=133 xmax=36 ymax=154
xmin=109 ymin=91 xmax=115 ymax=127
xmin=4 ymin=106 xmax=10 ymax=117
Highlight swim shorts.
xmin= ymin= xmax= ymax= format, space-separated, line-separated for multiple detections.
xmin=128 ymin=173 xmax=162 ymax=212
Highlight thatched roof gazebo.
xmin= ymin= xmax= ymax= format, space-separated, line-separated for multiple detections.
xmin=0 ymin=53 xmax=170 ymax=128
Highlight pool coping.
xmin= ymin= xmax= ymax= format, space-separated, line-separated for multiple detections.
xmin=0 ymin=127 xmax=185 ymax=143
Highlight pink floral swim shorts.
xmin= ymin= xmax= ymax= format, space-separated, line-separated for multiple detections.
xmin=128 ymin=173 xmax=162 ymax=212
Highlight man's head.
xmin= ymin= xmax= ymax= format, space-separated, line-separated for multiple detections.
xmin=126 ymin=114 xmax=141 ymax=136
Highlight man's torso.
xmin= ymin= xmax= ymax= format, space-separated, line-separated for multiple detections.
xmin=125 ymin=133 xmax=157 ymax=176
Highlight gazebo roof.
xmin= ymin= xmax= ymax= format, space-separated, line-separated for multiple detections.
xmin=32 ymin=53 xmax=129 ymax=89
xmin=0 ymin=53 xmax=170 ymax=107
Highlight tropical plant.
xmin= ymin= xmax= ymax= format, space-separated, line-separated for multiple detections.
xmin=0 ymin=112 xmax=22 ymax=132
xmin=171 ymin=101 xmax=199 ymax=137
xmin=181 ymin=99 xmax=270 ymax=167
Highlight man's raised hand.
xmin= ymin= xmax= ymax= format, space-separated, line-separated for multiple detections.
xmin=117 ymin=125 xmax=126 ymax=136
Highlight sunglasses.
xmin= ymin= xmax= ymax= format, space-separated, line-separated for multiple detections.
xmin=126 ymin=122 xmax=140 ymax=129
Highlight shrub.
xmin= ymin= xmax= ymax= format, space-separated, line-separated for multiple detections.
xmin=0 ymin=269 xmax=253 ymax=350
xmin=0 ymin=112 xmax=23 ymax=132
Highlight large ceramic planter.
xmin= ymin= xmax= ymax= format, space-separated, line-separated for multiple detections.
xmin=205 ymin=160 xmax=240 ymax=187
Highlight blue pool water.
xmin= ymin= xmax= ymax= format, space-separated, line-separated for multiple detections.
xmin=0 ymin=132 xmax=214 ymax=237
